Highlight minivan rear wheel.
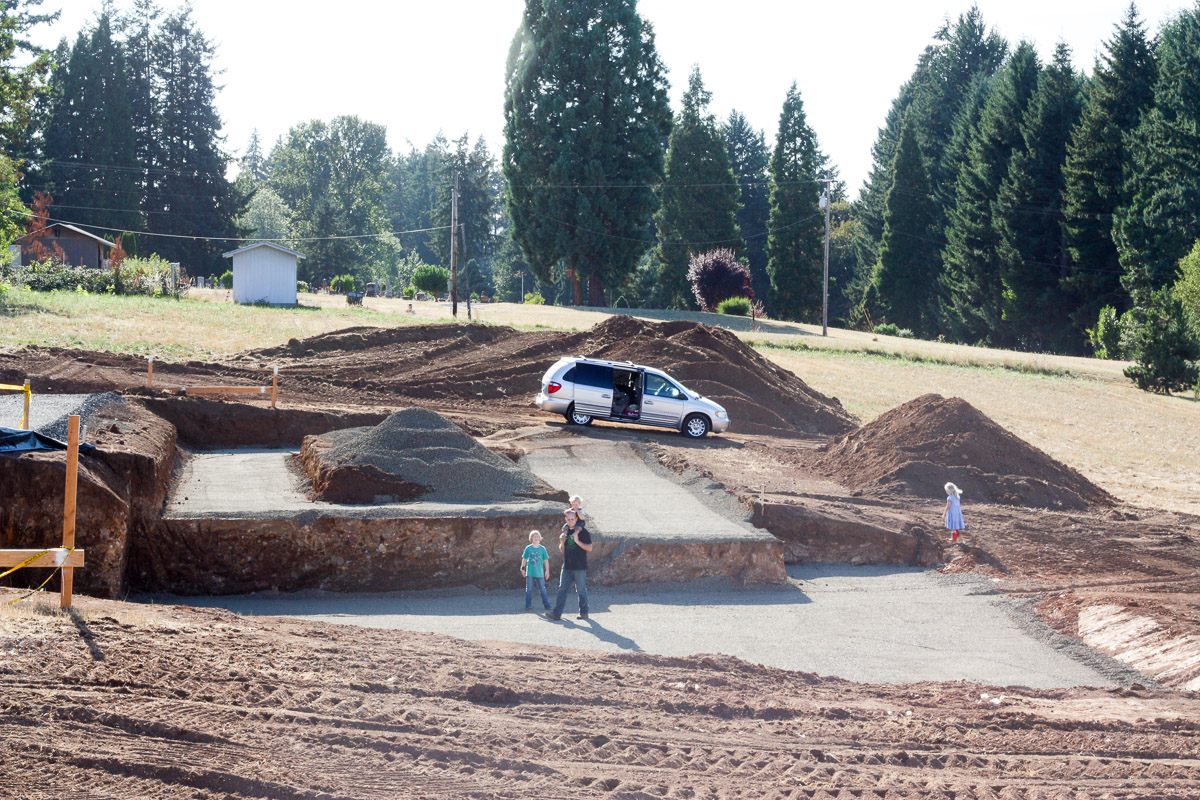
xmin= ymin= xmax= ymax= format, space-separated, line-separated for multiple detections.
xmin=566 ymin=404 xmax=593 ymax=426
xmin=682 ymin=414 xmax=710 ymax=439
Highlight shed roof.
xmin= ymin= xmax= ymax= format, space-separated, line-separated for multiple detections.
xmin=18 ymin=222 xmax=115 ymax=248
xmin=222 ymin=241 xmax=307 ymax=260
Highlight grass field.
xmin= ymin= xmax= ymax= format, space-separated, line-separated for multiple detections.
xmin=2 ymin=286 xmax=1196 ymax=515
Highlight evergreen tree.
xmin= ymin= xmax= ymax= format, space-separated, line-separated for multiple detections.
xmin=766 ymin=81 xmax=824 ymax=321
xmin=116 ymin=0 xmax=160 ymax=210
xmin=503 ymin=0 xmax=671 ymax=306
xmin=654 ymin=67 xmax=744 ymax=309
xmin=388 ymin=135 xmax=447 ymax=267
xmin=994 ymin=42 xmax=1084 ymax=352
xmin=939 ymin=42 xmax=1041 ymax=343
xmin=43 ymin=14 xmax=141 ymax=232
xmin=145 ymin=7 xmax=243 ymax=273
xmin=427 ymin=134 xmax=501 ymax=299
xmin=240 ymin=129 xmax=269 ymax=183
xmin=723 ymin=110 xmax=770 ymax=302
xmin=1114 ymin=5 xmax=1200 ymax=302
xmin=1061 ymin=4 xmax=1156 ymax=330
xmin=268 ymin=116 xmax=395 ymax=286
xmin=856 ymin=7 xmax=1006 ymax=280
xmin=873 ymin=113 xmax=938 ymax=334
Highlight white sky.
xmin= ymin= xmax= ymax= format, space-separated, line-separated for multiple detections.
xmin=32 ymin=0 xmax=1191 ymax=199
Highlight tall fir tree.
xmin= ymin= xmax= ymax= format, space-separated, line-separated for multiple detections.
xmin=1061 ymin=4 xmax=1156 ymax=331
xmin=116 ymin=0 xmax=160 ymax=212
xmin=938 ymin=42 xmax=1041 ymax=343
xmin=388 ymin=135 xmax=446 ymax=267
xmin=240 ymin=129 xmax=269 ymax=183
xmin=1114 ymin=4 xmax=1200 ymax=302
xmin=994 ymin=42 xmax=1084 ymax=352
xmin=857 ymin=7 xmax=1006 ymax=281
xmin=872 ymin=113 xmax=938 ymax=334
xmin=654 ymin=67 xmax=744 ymax=309
xmin=723 ymin=110 xmax=770 ymax=303
xmin=766 ymin=81 xmax=824 ymax=322
xmin=145 ymin=7 xmax=243 ymax=273
xmin=504 ymin=0 xmax=671 ymax=306
xmin=43 ymin=14 xmax=141 ymax=233
xmin=427 ymin=134 xmax=502 ymax=297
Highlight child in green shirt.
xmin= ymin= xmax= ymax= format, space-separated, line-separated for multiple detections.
xmin=521 ymin=530 xmax=552 ymax=610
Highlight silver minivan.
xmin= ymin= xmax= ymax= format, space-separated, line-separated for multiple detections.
xmin=534 ymin=356 xmax=730 ymax=438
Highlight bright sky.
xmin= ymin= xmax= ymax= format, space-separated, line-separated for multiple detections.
xmin=32 ymin=0 xmax=1191 ymax=199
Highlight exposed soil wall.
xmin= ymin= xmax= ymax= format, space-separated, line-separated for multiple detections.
xmin=0 ymin=449 xmax=130 ymax=597
xmin=749 ymin=499 xmax=943 ymax=567
xmin=142 ymin=396 xmax=387 ymax=448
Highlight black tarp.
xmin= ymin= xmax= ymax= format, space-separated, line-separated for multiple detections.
xmin=0 ymin=426 xmax=97 ymax=456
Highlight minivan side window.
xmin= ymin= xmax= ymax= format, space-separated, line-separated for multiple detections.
xmin=573 ymin=362 xmax=613 ymax=388
xmin=561 ymin=366 xmax=576 ymax=382
xmin=644 ymin=373 xmax=683 ymax=399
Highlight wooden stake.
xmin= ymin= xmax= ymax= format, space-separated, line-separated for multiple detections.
xmin=271 ymin=366 xmax=279 ymax=409
xmin=21 ymin=379 xmax=30 ymax=430
xmin=60 ymin=415 xmax=79 ymax=610
xmin=147 ymin=356 xmax=154 ymax=388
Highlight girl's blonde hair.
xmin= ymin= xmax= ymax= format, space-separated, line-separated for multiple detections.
xmin=944 ymin=482 xmax=962 ymax=498
xmin=529 ymin=530 xmax=541 ymax=541
xmin=569 ymin=495 xmax=582 ymax=504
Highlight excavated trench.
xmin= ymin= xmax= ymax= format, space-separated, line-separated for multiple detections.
xmin=3 ymin=396 xmax=784 ymax=598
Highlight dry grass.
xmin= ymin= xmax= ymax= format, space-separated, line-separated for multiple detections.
xmin=2 ymin=288 xmax=1194 ymax=515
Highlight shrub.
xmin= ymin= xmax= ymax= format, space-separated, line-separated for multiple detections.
xmin=219 ymin=270 xmax=233 ymax=289
xmin=873 ymin=322 xmax=914 ymax=338
xmin=296 ymin=280 xmax=309 ymax=293
xmin=3 ymin=256 xmax=178 ymax=296
xmin=411 ymin=264 xmax=450 ymax=296
xmin=523 ymin=292 xmax=545 ymax=305
xmin=716 ymin=296 xmax=752 ymax=316
xmin=1122 ymin=288 xmax=1200 ymax=393
xmin=402 ymin=285 xmax=415 ymax=299
xmin=686 ymin=248 xmax=753 ymax=311
xmin=330 ymin=274 xmax=357 ymax=293
xmin=1087 ymin=305 xmax=1127 ymax=359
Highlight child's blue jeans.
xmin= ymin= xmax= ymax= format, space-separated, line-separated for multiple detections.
xmin=525 ymin=575 xmax=550 ymax=608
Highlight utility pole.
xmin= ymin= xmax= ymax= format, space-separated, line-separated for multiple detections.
xmin=450 ymin=172 xmax=459 ymax=318
xmin=461 ymin=219 xmax=471 ymax=321
xmin=819 ymin=181 xmax=832 ymax=337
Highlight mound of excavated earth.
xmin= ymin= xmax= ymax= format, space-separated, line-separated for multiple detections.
xmin=297 ymin=407 xmax=566 ymax=505
xmin=244 ymin=316 xmax=858 ymax=437
xmin=813 ymin=393 xmax=1115 ymax=510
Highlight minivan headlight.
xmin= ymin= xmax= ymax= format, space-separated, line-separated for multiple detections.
xmin=714 ymin=410 xmax=726 ymax=419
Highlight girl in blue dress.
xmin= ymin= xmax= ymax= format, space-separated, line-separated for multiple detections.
xmin=943 ymin=482 xmax=965 ymax=542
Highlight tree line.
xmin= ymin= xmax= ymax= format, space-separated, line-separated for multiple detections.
xmin=2 ymin=0 xmax=1199 ymax=380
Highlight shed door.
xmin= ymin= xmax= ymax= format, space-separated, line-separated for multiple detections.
xmin=572 ymin=363 xmax=615 ymax=418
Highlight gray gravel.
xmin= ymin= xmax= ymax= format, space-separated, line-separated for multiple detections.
xmin=0 ymin=391 xmax=121 ymax=442
xmin=316 ymin=408 xmax=554 ymax=503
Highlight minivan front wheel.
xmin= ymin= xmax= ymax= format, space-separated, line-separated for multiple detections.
xmin=566 ymin=404 xmax=593 ymax=426
xmin=681 ymin=414 xmax=710 ymax=439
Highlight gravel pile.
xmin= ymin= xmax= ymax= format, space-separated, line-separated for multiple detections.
xmin=0 ymin=391 xmax=122 ymax=442
xmin=309 ymin=407 xmax=561 ymax=504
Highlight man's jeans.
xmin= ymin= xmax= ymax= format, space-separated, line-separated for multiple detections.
xmin=552 ymin=568 xmax=589 ymax=617
xmin=525 ymin=575 xmax=550 ymax=608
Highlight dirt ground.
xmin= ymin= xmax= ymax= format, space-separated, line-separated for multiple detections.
xmin=2 ymin=317 xmax=1200 ymax=796
xmin=4 ymin=591 xmax=1199 ymax=800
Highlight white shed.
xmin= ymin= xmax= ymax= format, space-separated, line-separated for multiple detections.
xmin=222 ymin=242 xmax=305 ymax=305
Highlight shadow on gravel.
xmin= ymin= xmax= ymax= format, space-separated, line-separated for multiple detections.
xmin=544 ymin=421 xmax=745 ymax=449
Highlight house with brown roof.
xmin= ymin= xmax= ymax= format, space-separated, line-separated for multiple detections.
xmin=15 ymin=223 xmax=115 ymax=269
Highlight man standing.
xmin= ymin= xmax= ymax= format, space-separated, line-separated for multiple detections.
xmin=545 ymin=508 xmax=592 ymax=620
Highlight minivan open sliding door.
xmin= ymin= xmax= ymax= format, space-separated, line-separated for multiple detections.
xmin=572 ymin=362 xmax=615 ymax=418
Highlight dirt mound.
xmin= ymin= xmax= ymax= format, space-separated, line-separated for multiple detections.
xmin=297 ymin=407 xmax=566 ymax=504
xmin=574 ymin=316 xmax=857 ymax=436
xmin=813 ymin=394 xmax=1115 ymax=510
